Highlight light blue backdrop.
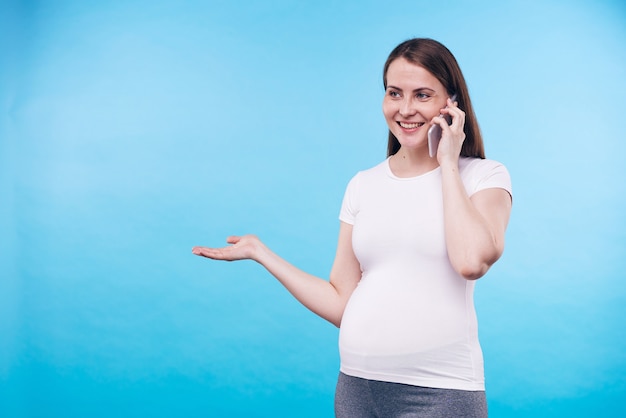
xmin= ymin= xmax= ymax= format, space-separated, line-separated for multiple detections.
xmin=1 ymin=0 xmax=625 ymax=416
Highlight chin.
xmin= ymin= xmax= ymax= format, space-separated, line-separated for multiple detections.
xmin=397 ymin=137 xmax=427 ymax=150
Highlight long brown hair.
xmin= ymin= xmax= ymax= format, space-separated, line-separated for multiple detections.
xmin=383 ymin=38 xmax=485 ymax=159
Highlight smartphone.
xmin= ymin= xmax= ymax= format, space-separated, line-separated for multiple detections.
xmin=428 ymin=94 xmax=457 ymax=157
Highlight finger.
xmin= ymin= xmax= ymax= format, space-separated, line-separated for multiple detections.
xmin=192 ymin=246 xmax=227 ymax=259
xmin=441 ymin=104 xmax=463 ymax=118
xmin=443 ymin=101 xmax=464 ymax=117
xmin=226 ymin=235 xmax=241 ymax=244
xmin=192 ymin=246 xmax=214 ymax=257
xmin=441 ymin=107 xmax=465 ymax=129
xmin=431 ymin=114 xmax=448 ymax=127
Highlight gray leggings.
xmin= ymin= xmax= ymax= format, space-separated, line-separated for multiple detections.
xmin=335 ymin=372 xmax=488 ymax=418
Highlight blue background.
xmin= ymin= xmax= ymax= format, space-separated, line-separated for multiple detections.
xmin=1 ymin=0 xmax=625 ymax=416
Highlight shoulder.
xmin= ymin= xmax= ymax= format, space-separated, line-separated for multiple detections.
xmin=346 ymin=158 xmax=389 ymax=186
xmin=459 ymin=156 xmax=507 ymax=172
xmin=359 ymin=158 xmax=389 ymax=177
xmin=459 ymin=157 xmax=510 ymax=179
xmin=340 ymin=160 xmax=388 ymax=222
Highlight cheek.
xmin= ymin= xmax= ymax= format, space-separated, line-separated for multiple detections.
xmin=382 ymin=100 xmax=396 ymax=120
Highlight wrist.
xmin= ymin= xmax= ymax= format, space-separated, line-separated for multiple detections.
xmin=438 ymin=158 xmax=459 ymax=173
xmin=252 ymin=239 xmax=272 ymax=264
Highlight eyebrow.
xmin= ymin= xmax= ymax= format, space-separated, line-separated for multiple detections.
xmin=387 ymin=85 xmax=436 ymax=93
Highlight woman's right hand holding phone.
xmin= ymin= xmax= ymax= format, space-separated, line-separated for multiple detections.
xmin=433 ymin=97 xmax=466 ymax=167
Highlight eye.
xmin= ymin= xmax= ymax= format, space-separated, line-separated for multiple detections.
xmin=387 ymin=89 xmax=401 ymax=98
xmin=416 ymin=92 xmax=431 ymax=100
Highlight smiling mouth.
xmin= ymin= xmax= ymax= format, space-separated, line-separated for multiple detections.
xmin=398 ymin=122 xmax=425 ymax=129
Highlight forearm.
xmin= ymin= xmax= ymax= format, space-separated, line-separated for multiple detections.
xmin=440 ymin=163 xmax=503 ymax=279
xmin=254 ymin=243 xmax=347 ymax=326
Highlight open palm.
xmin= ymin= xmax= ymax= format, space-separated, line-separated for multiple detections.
xmin=192 ymin=235 xmax=261 ymax=262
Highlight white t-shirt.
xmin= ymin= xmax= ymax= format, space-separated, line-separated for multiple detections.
xmin=338 ymin=157 xmax=512 ymax=391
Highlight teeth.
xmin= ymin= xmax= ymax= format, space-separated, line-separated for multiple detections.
xmin=399 ymin=122 xmax=424 ymax=129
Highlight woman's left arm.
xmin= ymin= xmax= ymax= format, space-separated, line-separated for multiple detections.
xmin=434 ymin=98 xmax=512 ymax=280
xmin=440 ymin=169 xmax=512 ymax=280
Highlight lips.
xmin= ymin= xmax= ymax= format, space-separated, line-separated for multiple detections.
xmin=398 ymin=121 xmax=425 ymax=129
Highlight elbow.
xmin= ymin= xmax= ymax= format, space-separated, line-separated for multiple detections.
xmin=332 ymin=308 xmax=348 ymax=328
xmin=331 ymin=304 xmax=350 ymax=328
xmin=457 ymin=262 xmax=489 ymax=281
xmin=329 ymin=315 xmax=342 ymax=328
xmin=319 ymin=310 xmax=343 ymax=328
xmin=325 ymin=307 xmax=345 ymax=328
xmin=455 ymin=249 xmax=503 ymax=281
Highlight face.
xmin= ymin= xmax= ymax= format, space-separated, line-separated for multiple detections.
xmin=383 ymin=57 xmax=449 ymax=152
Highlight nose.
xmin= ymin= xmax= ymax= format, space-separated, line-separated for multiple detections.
xmin=399 ymin=97 xmax=417 ymax=118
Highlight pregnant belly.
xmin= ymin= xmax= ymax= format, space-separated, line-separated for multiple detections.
xmin=339 ymin=274 xmax=471 ymax=356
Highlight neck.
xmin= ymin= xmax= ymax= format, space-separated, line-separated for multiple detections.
xmin=389 ymin=146 xmax=439 ymax=177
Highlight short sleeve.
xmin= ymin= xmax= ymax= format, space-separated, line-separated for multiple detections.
xmin=339 ymin=173 xmax=360 ymax=225
xmin=461 ymin=158 xmax=512 ymax=198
